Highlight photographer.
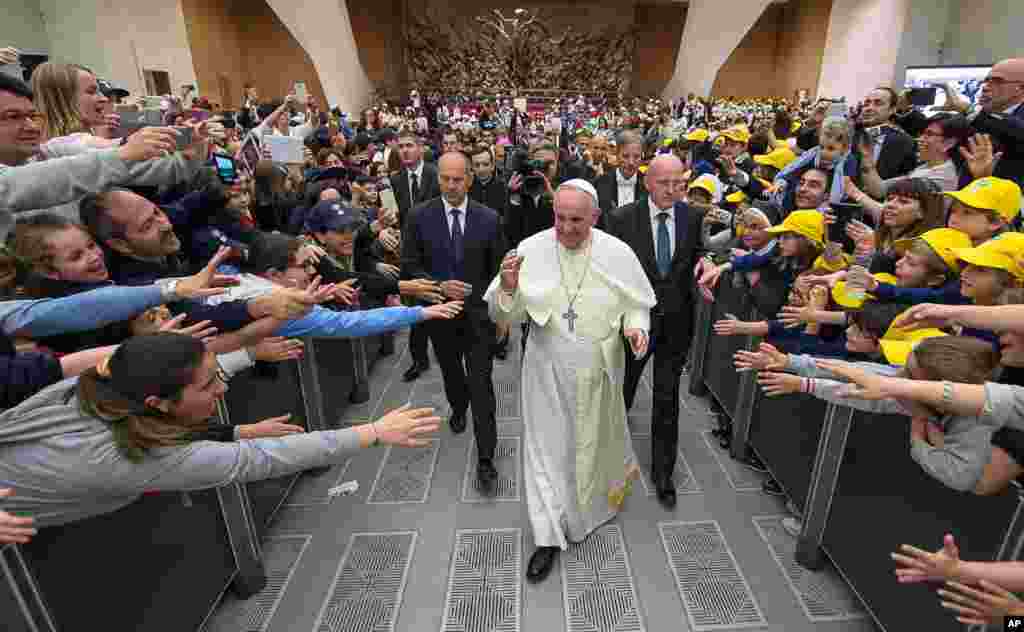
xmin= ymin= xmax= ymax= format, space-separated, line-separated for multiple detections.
xmin=504 ymin=143 xmax=558 ymax=248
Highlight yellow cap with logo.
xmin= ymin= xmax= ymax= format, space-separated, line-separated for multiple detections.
xmin=954 ymin=232 xmax=1024 ymax=281
xmin=720 ymin=126 xmax=751 ymax=144
xmin=765 ymin=210 xmax=824 ymax=248
xmin=685 ymin=129 xmax=709 ymax=142
xmin=831 ymin=273 xmax=898 ymax=308
xmin=753 ymin=147 xmax=797 ymax=171
xmin=943 ymin=177 xmax=1022 ymax=222
xmin=689 ymin=174 xmax=720 ymax=199
xmin=879 ymin=312 xmax=948 ymax=366
xmin=726 ymin=190 xmax=748 ymax=204
xmin=893 ymin=227 xmax=972 ymax=274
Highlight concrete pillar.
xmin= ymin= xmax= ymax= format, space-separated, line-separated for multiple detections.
xmin=264 ymin=0 xmax=373 ymax=115
xmin=816 ymin=0 xmax=911 ymax=102
xmin=662 ymin=0 xmax=774 ymax=100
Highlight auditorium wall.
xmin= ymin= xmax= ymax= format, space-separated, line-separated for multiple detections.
xmin=631 ymin=4 xmax=686 ymax=97
xmin=0 ymin=0 xmax=48 ymax=54
xmin=709 ymin=0 xmax=832 ymax=100
xmin=816 ymin=0 xmax=910 ymax=102
xmin=180 ymin=0 xmax=327 ymax=111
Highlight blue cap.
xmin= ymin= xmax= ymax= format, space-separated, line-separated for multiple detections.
xmin=305 ymin=201 xmax=363 ymax=234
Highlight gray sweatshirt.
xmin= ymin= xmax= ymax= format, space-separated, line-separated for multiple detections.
xmin=806 ymin=376 xmax=993 ymax=493
xmin=0 ymin=377 xmax=364 ymax=527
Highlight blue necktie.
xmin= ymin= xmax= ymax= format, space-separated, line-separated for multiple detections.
xmin=656 ymin=212 xmax=671 ymax=277
xmin=450 ymin=209 xmax=464 ymax=268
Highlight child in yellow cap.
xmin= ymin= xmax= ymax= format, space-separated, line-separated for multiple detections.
xmin=945 ymin=177 xmax=1022 ymax=245
xmin=861 ymin=227 xmax=972 ymax=305
xmin=955 ymin=232 xmax=1024 ymax=306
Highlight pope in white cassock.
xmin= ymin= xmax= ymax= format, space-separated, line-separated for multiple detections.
xmin=484 ymin=179 xmax=657 ymax=583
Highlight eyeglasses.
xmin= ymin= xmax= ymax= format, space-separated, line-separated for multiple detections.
xmin=0 ymin=111 xmax=44 ymax=125
xmin=918 ymin=129 xmax=945 ymax=138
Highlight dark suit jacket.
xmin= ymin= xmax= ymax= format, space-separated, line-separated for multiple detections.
xmin=855 ymin=126 xmax=918 ymax=180
xmin=400 ymin=197 xmax=506 ymax=311
xmin=469 ymin=176 xmax=508 ymax=217
xmin=390 ymin=162 xmax=441 ymax=229
xmin=974 ymin=106 xmax=1024 ymax=187
xmin=606 ymin=199 xmax=703 ymax=323
xmin=593 ymin=168 xmax=647 ymax=228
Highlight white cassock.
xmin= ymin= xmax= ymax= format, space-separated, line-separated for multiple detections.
xmin=485 ymin=228 xmax=657 ymax=549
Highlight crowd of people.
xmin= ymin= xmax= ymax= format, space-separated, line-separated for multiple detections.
xmin=1 ymin=42 xmax=1024 ymax=625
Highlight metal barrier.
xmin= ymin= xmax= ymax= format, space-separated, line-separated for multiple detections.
xmin=694 ymin=271 xmax=1024 ymax=632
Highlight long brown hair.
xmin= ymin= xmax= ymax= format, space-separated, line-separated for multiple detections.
xmin=76 ymin=333 xmax=209 ymax=462
xmin=876 ymin=178 xmax=945 ymax=251
xmin=31 ymin=62 xmax=93 ymax=138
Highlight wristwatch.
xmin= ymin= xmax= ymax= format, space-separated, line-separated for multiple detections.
xmin=155 ymin=278 xmax=180 ymax=301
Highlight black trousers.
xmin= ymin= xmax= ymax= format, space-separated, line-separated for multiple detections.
xmin=426 ymin=310 xmax=497 ymax=461
xmin=409 ymin=323 xmax=430 ymax=366
xmin=623 ymin=311 xmax=691 ymax=482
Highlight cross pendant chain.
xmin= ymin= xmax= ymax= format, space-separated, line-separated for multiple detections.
xmin=563 ymin=304 xmax=578 ymax=332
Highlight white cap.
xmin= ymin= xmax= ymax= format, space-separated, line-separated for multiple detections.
xmin=558 ymin=178 xmax=599 ymax=209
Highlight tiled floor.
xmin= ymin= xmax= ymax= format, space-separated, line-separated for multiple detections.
xmin=204 ymin=331 xmax=879 ymax=632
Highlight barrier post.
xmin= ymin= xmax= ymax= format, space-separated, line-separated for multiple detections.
xmin=687 ymin=297 xmax=712 ymax=397
xmin=296 ymin=338 xmax=329 ymax=431
xmin=728 ymin=353 xmax=758 ymax=462
xmin=966 ymin=484 xmax=1024 ymax=632
xmin=213 ymin=399 xmax=267 ymax=597
xmin=795 ymin=403 xmax=854 ymax=570
xmin=350 ymin=339 xmax=371 ymax=404
xmin=0 ymin=543 xmax=59 ymax=632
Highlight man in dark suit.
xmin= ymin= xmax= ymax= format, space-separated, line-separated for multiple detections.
xmin=972 ymin=58 xmax=1024 ymax=187
xmin=401 ymin=151 xmax=505 ymax=494
xmin=855 ymin=87 xmax=919 ymax=180
xmin=606 ymin=154 xmax=703 ymax=510
xmin=468 ymin=144 xmax=508 ymax=216
xmin=593 ymin=130 xmax=647 ymax=229
xmin=391 ymin=131 xmax=441 ymax=382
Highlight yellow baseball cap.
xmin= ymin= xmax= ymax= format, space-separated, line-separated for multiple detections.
xmin=662 ymin=137 xmax=675 ymax=147
xmin=720 ymin=126 xmax=751 ymax=144
xmin=689 ymin=174 xmax=719 ymax=199
xmin=685 ymin=129 xmax=709 ymax=142
xmin=943 ymin=177 xmax=1022 ymax=223
xmin=726 ymin=190 xmax=748 ymax=204
xmin=765 ymin=210 xmax=825 ymax=247
xmin=879 ymin=327 xmax=948 ymax=366
xmin=753 ymin=147 xmax=797 ymax=171
xmin=893 ymin=227 xmax=972 ymax=274
xmin=831 ymin=273 xmax=897 ymax=309
xmin=954 ymin=232 xmax=1024 ymax=281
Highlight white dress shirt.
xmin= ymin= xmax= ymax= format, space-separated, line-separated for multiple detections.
xmin=649 ymin=201 xmax=676 ymax=260
xmin=616 ymin=169 xmax=637 ymax=207
xmin=408 ymin=161 xmax=425 ymax=202
xmin=443 ymin=195 xmax=469 ymax=236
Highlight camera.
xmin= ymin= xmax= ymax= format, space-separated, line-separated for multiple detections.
xmin=506 ymin=147 xmax=550 ymax=197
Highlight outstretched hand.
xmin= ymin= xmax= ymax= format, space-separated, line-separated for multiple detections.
xmin=734 ymin=342 xmax=787 ymax=371
xmin=938 ymin=579 xmax=1024 ymax=625
xmin=174 ymin=246 xmax=239 ymax=300
xmin=892 ymin=534 xmax=962 ymax=584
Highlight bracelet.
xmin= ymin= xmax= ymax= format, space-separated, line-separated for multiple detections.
xmin=942 ymin=381 xmax=954 ymax=407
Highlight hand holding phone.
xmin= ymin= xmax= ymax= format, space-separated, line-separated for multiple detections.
xmin=174 ymin=126 xmax=194 ymax=151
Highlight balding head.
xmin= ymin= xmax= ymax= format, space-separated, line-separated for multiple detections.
xmin=981 ymin=58 xmax=1024 ymax=113
xmin=645 ymin=155 xmax=685 ymax=210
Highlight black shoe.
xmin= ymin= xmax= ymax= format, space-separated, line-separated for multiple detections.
xmin=379 ymin=340 xmax=395 ymax=357
xmin=742 ymin=453 xmax=768 ymax=474
xmin=762 ymin=478 xmax=784 ymax=496
xmin=526 ymin=546 xmax=559 ymax=583
xmin=402 ymin=362 xmax=428 ymax=382
xmin=654 ymin=475 xmax=677 ymax=509
xmin=477 ymin=460 xmax=498 ymax=495
xmin=493 ymin=346 xmax=507 ymax=361
xmin=718 ymin=434 xmax=731 ymax=450
xmin=449 ymin=409 xmax=467 ymax=434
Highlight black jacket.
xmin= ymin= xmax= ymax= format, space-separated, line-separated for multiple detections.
xmin=504 ymin=192 xmax=554 ymax=249
xmin=855 ymin=125 xmax=919 ymax=180
xmin=593 ymin=168 xmax=648 ymax=229
xmin=469 ymin=176 xmax=508 ymax=217
xmin=0 ymin=333 xmax=63 ymax=410
xmin=391 ymin=163 xmax=441 ymax=230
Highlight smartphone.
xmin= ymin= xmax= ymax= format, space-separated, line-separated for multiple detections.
xmin=115 ymin=103 xmax=139 ymax=114
xmin=174 ymin=126 xmax=193 ymax=150
xmin=213 ymin=154 xmax=238 ymax=184
xmin=294 ymin=81 xmax=307 ymax=102
xmin=908 ymin=87 xmax=938 ymax=107
xmin=114 ymin=111 xmax=145 ymax=138
xmin=828 ymin=202 xmax=864 ymax=251
xmin=826 ymin=101 xmax=848 ymax=119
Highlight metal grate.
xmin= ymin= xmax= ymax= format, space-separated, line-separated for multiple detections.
xmin=462 ymin=437 xmax=522 ymax=503
xmin=699 ymin=430 xmax=766 ymax=492
xmin=312 ymin=531 xmax=416 ymax=632
xmin=366 ymin=441 xmax=440 ymax=504
xmin=496 ymin=378 xmax=520 ymax=419
xmin=752 ymin=516 xmax=868 ymax=622
xmin=205 ymin=535 xmax=311 ymax=632
xmin=561 ymin=524 xmax=646 ymax=632
xmin=285 ymin=460 xmax=352 ymax=507
xmin=441 ymin=529 xmax=522 ymax=632
xmin=631 ymin=437 xmax=702 ymax=497
xmin=658 ymin=521 xmax=766 ymax=631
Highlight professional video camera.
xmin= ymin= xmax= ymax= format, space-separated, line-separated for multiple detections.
xmin=505 ymin=146 xmax=553 ymax=198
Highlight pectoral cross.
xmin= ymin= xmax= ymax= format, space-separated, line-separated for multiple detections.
xmin=562 ymin=305 xmax=578 ymax=332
